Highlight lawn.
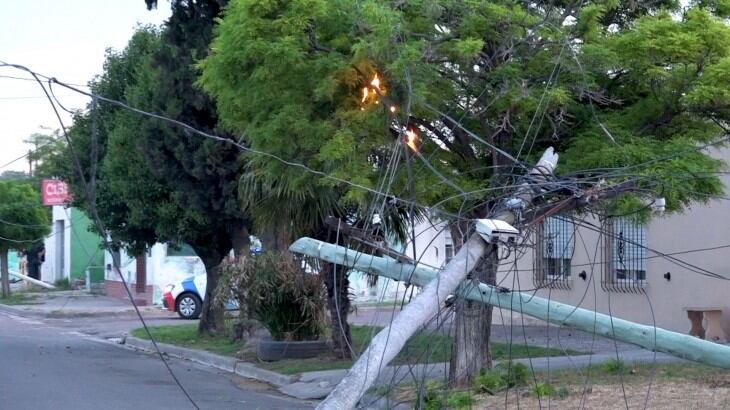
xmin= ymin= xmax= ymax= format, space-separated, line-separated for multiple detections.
xmin=131 ymin=323 xmax=245 ymax=356
xmin=132 ymin=323 xmax=583 ymax=375
xmin=389 ymin=360 xmax=730 ymax=409
xmin=0 ymin=292 xmax=40 ymax=305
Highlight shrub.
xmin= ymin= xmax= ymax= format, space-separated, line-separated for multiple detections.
xmin=215 ymin=257 xmax=256 ymax=340
xmin=531 ymin=383 xmax=569 ymax=399
xmin=53 ymin=278 xmax=70 ymax=290
xmin=446 ymin=391 xmax=473 ymax=409
xmin=247 ymin=251 xmax=327 ymax=341
xmin=421 ymin=380 xmax=447 ymax=410
xmin=474 ymin=362 xmax=529 ymax=395
xmin=532 ymin=382 xmax=556 ymax=398
xmin=474 ymin=371 xmax=507 ymax=394
xmin=602 ymin=358 xmax=628 ymax=375
xmin=500 ymin=362 xmax=529 ymax=387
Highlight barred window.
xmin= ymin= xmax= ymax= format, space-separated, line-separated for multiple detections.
xmin=534 ymin=217 xmax=574 ymax=289
xmin=602 ymin=218 xmax=647 ymax=293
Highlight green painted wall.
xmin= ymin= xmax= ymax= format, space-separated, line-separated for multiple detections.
xmin=7 ymin=251 xmax=20 ymax=272
xmin=70 ymin=209 xmax=105 ymax=283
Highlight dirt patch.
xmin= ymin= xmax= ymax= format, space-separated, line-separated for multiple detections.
xmin=475 ymin=381 xmax=730 ymax=409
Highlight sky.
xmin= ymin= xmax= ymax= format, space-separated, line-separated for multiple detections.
xmin=0 ymin=0 xmax=171 ymax=172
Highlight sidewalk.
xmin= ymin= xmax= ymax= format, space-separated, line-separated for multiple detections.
xmin=0 ymin=288 xmax=171 ymax=318
xmin=123 ymin=334 xmax=682 ymax=404
xmin=351 ymin=305 xmax=637 ymax=354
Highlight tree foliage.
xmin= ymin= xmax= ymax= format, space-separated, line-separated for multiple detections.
xmin=0 ymin=182 xmax=49 ymax=251
xmin=201 ymin=0 xmax=729 ymax=220
xmin=0 ymin=181 xmax=50 ymax=296
xmin=57 ymin=0 xmax=249 ymax=334
xmin=200 ymin=0 xmax=730 ymax=382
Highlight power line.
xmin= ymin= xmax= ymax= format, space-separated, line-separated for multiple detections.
xmin=0 ymin=94 xmax=78 ymax=100
xmin=0 ymin=134 xmax=64 ymax=171
xmin=0 ymin=61 xmax=201 ymax=409
xmin=0 ymin=73 xmax=88 ymax=87
xmin=6 ymin=60 xmax=730 ymax=406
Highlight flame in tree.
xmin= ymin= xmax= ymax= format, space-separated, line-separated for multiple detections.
xmin=405 ymin=129 xmax=418 ymax=152
xmin=361 ymin=73 xmax=384 ymax=106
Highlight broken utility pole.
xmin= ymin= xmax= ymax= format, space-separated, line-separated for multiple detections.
xmin=299 ymin=148 xmax=559 ymax=410
xmin=290 ymin=235 xmax=730 ymax=375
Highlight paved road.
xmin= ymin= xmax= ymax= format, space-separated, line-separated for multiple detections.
xmin=44 ymin=314 xmax=192 ymax=340
xmin=0 ymin=312 xmax=313 ymax=410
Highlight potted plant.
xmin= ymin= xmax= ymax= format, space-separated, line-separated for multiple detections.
xmin=249 ymin=251 xmax=329 ymax=360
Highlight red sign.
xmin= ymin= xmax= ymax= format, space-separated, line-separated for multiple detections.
xmin=42 ymin=179 xmax=71 ymax=206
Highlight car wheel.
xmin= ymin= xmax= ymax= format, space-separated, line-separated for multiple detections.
xmin=176 ymin=292 xmax=202 ymax=319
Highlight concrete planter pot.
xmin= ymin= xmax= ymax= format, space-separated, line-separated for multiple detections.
xmin=257 ymin=337 xmax=329 ymax=361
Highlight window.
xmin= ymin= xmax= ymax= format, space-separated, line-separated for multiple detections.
xmin=602 ymin=218 xmax=647 ymax=293
xmin=444 ymin=243 xmax=454 ymax=264
xmin=534 ymin=217 xmax=574 ymax=289
xmin=444 ymin=232 xmax=454 ymax=264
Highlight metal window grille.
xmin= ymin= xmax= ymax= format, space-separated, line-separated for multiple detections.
xmin=601 ymin=218 xmax=647 ymax=293
xmin=533 ymin=217 xmax=574 ymax=289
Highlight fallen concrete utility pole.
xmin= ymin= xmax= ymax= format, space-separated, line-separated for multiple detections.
xmin=305 ymin=148 xmax=559 ymax=410
xmin=291 ymin=237 xmax=730 ymax=371
xmin=9 ymin=270 xmax=55 ymax=289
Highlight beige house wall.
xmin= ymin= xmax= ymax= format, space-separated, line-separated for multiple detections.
xmin=417 ymin=148 xmax=730 ymax=336
xmin=499 ymin=199 xmax=730 ymax=335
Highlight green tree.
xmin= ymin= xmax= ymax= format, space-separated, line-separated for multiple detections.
xmin=201 ymin=0 xmax=730 ymax=385
xmin=58 ymin=19 xmax=249 ymax=335
xmin=24 ymin=130 xmax=65 ymax=181
xmin=0 ymin=181 xmax=50 ymax=297
xmin=0 ymin=171 xmax=29 ymax=181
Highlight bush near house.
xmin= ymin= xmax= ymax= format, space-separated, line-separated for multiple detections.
xmin=247 ymin=251 xmax=327 ymax=341
xmin=215 ymin=251 xmax=328 ymax=342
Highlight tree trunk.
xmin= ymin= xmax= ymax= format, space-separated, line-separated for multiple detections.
xmin=259 ymin=224 xmax=290 ymax=252
xmin=230 ymin=224 xmax=250 ymax=259
xmin=198 ymin=258 xmax=226 ymax=336
xmin=322 ymin=262 xmax=353 ymax=359
xmin=315 ymin=235 xmax=488 ymax=410
xmin=1 ymin=250 xmax=9 ymax=298
xmin=312 ymin=148 xmax=558 ymax=408
xmin=449 ymin=244 xmax=498 ymax=387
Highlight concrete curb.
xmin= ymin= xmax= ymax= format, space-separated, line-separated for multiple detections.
xmin=125 ymin=336 xmax=296 ymax=388
xmin=0 ymin=303 xmax=38 ymax=318
xmin=43 ymin=309 xmax=169 ymax=319
xmin=0 ymin=302 xmax=172 ymax=319
xmin=121 ymin=336 xmax=685 ymax=402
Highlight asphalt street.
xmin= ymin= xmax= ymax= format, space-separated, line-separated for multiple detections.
xmin=0 ymin=312 xmax=314 ymax=410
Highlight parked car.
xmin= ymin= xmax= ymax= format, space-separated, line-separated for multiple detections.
xmin=162 ymin=275 xmax=206 ymax=319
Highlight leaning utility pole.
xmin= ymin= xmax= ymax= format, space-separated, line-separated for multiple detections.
xmin=307 ymin=148 xmax=559 ymax=410
xmin=292 ymin=160 xmax=730 ymax=408
xmin=290 ymin=237 xmax=730 ymax=368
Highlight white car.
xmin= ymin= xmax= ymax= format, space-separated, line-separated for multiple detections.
xmin=162 ymin=275 xmax=206 ymax=319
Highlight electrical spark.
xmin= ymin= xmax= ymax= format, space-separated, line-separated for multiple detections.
xmin=405 ymin=129 xmax=418 ymax=152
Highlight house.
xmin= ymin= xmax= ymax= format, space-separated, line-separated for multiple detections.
xmin=40 ymin=206 xmax=105 ymax=287
xmin=349 ymin=218 xmax=454 ymax=303
xmin=410 ymin=148 xmax=730 ymax=336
